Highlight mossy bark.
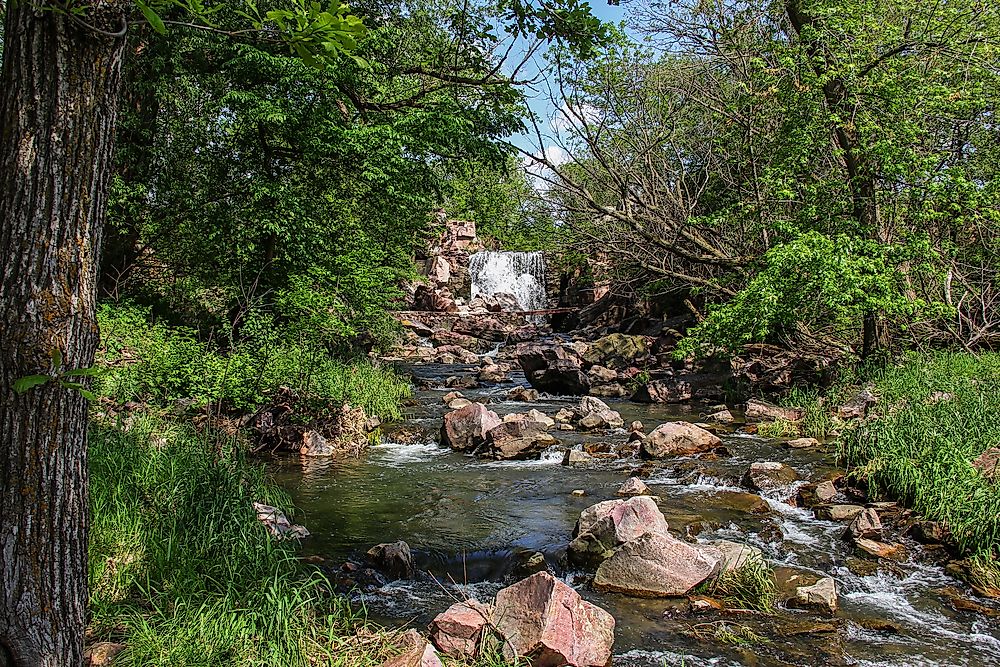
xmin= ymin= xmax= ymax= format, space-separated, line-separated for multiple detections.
xmin=0 ymin=2 xmax=126 ymax=664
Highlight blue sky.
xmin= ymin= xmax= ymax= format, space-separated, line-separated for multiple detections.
xmin=505 ymin=0 xmax=628 ymax=157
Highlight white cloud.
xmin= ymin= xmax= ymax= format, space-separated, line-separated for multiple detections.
xmin=522 ymin=145 xmax=571 ymax=192
xmin=550 ymin=101 xmax=601 ymax=135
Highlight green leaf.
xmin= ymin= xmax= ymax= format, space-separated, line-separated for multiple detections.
xmin=293 ymin=41 xmax=319 ymax=68
xmin=135 ymin=0 xmax=167 ymax=34
xmin=62 ymin=366 xmax=106 ymax=378
xmin=59 ymin=381 xmax=98 ymax=401
xmin=50 ymin=348 xmax=62 ymax=369
xmin=14 ymin=375 xmax=53 ymax=393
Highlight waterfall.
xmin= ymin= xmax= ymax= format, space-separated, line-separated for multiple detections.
xmin=469 ymin=251 xmax=547 ymax=311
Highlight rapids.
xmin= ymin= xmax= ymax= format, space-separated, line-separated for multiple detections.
xmin=271 ymin=363 xmax=1000 ymax=666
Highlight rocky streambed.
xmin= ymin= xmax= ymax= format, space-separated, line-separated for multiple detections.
xmin=271 ymin=361 xmax=1000 ymax=667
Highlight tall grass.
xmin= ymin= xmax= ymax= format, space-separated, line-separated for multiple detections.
xmin=88 ymin=416 xmax=523 ymax=666
xmin=839 ymin=352 xmax=1000 ymax=560
xmin=88 ymin=416 xmax=382 ymax=667
xmin=701 ymin=559 xmax=778 ymax=613
xmin=781 ymin=386 xmax=838 ymax=439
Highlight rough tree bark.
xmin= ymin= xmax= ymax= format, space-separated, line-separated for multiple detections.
xmin=0 ymin=1 xmax=126 ymax=665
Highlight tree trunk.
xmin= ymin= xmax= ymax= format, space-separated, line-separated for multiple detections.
xmin=0 ymin=2 xmax=126 ymax=665
xmin=785 ymin=0 xmax=887 ymax=357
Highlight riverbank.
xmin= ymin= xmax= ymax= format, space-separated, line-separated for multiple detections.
xmin=84 ymin=346 xmax=1000 ymax=666
xmin=87 ymin=415 xmax=522 ymax=667
xmin=839 ymin=352 xmax=1000 ymax=591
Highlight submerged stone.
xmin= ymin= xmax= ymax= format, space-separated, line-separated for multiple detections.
xmin=593 ymin=532 xmax=718 ymax=597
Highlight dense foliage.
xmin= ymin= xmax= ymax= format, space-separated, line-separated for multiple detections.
xmin=536 ymin=0 xmax=1000 ymax=356
xmin=104 ymin=1 xmax=528 ymax=352
xmin=96 ymin=303 xmax=411 ymax=418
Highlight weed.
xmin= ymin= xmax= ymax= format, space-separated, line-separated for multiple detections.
xmin=703 ymin=557 xmax=778 ymax=613
xmin=839 ymin=352 xmax=1000 ymax=560
xmin=692 ymin=621 xmax=768 ymax=646
xmin=756 ymin=418 xmax=800 ymax=438
xmin=782 ymin=386 xmax=837 ymax=438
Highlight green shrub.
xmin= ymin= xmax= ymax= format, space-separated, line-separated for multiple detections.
xmin=96 ymin=303 xmax=410 ymax=418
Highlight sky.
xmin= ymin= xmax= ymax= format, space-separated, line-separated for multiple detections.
xmin=504 ymin=0 xmax=629 ymax=164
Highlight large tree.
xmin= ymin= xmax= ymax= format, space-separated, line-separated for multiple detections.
xmin=532 ymin=0 xmax=1000 ymax=356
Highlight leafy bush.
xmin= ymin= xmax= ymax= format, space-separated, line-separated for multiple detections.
xmin=96 ymin=303 xmax=410 ymax=418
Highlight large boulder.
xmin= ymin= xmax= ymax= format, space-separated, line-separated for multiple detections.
xmin=569 ymin=496 xmax=669 ymax=566
xmin=745 ymin=398 xmax=804 ymax=423
xmin=576 ymin=396 xmax=624 ymax=430
xmin=593 ymin=532 xmax=719 ymax=597
xmin=483 ymin=421 xmax=557 ymax=460
xmin=441 ymin=403 xmax=502 ymax=452
xmin=493 ymin=572 xmax=615 ymax=667
xmin=517 ymin=343 xmax=591 ymax=395
xmin=640 ymin=422 xmax=722 ymax=458
xmin=582 ymin=333 xmax=649 ymax=368
xmin=366 ymin=541 xmax=415 ymax=580
xmin=428 ymin=600 xmax=493 ymax=659
xmin=536 ymin=360 xmax=591 ymax=395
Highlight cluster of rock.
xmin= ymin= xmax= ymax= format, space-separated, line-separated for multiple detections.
xmin=565 ymin=487 xmax=845 ymax=618
xmin=383 ymin=571 xmax=615 ymax=667
xmin=439 ymin=396 xmax=637 ymax=461
xmin=514 ymin=335 xmax=728 ymax=401
xmin=252 ymin=388 xmax=379 ymax=457
xmin=439 ymin=401 xmax=557 ymax=460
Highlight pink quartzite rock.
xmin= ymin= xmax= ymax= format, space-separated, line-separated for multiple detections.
xmin=640 ymin=422 xmax=722 ymax=458
xmin=568 ymin=496 xmax=669 ymax=566
xmin=428 ymin=600 xmax=493 ymax=659
xmin=493 ymin=572 xmax=615 ymax=667
xmin=592 ymin=532 xmax=719 ymax=598
xmin=440 ymin=402 xmax=502 ymax=452
xmin=380 ymin=629 xmax=444 ymax=667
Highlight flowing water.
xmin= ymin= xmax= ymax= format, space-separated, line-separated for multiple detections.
xmin=271 ymin=363 xmax=1000 ymax=666
xmin=468 ymin=251 xmax=547 ymax=311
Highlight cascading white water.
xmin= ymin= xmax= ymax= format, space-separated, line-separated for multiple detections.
xmin=468 ymin=251 xmax=547 ymax=311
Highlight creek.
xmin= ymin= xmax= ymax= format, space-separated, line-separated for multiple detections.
xmin=272 ymin=362 xmax=1000 ymax=667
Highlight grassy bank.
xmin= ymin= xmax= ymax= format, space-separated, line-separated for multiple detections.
xmin=87 ymin=417 xmax=524 ymax=666
xmin=88 ymin=416 xmax=378 ymax=666
xmin=839 ymin=353 xmax=1000 ymax=565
